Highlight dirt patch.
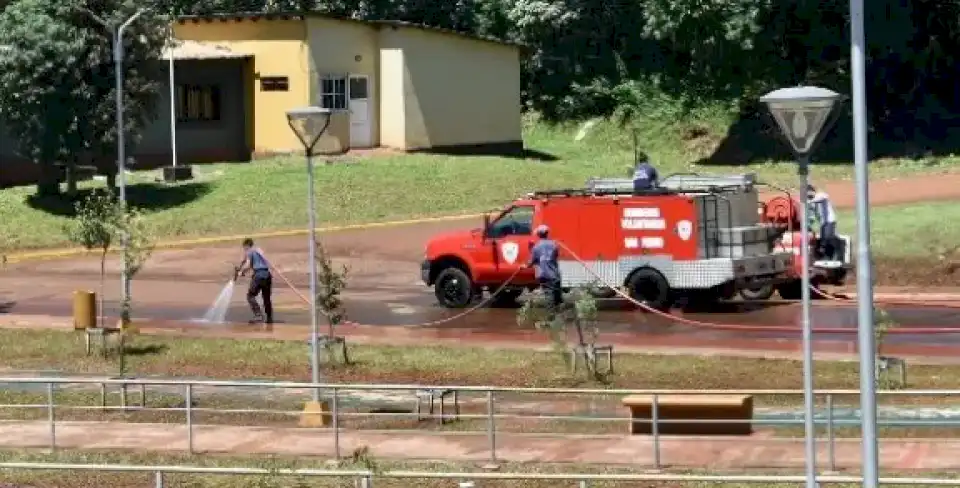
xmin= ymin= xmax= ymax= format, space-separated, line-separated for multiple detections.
xmin=866 ymin=256 xmax=960 ymax=287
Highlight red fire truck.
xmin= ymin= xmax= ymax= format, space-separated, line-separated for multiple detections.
xmin=740 ymin=194 xmax=853 ymax=300
xmin=421 ymin=173 xmax=800 ymax=309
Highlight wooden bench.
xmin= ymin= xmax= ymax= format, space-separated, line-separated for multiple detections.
xmin=622 ymin=394 xmax=753 ymax=436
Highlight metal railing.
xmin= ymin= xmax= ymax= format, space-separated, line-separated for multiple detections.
xmin=2 ymin=462 xmax=960 ymax=487
xmin=0 ymin=376 xmax=958 ymax=472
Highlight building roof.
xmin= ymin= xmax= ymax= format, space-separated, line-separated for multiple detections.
xmin=175 ymin=12 xmax=526 ymax=49
xmin=161 ymin=39 xmax=253 ymax=61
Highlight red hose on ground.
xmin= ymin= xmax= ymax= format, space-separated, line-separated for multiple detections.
xmin=557 ymin=242 xmax=960 ymax=335
xmin=810 ymin=286 xmax=960 ymax=309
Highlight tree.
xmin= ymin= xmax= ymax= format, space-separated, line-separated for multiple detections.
xmin=115 ymin=205 xmax=155 ymax=377
xmin=0 ymin=0 xmax=166 ymax=196
xmin=63 ymin=189 xmax=122 ymax=329
xmin=314 ymin=239 xmax=350 ymax=363
xmin=517 ymin=285 xmax=607 ymax=380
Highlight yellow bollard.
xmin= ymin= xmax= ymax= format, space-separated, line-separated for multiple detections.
xmin=72 ymin=290 xmax=96 ymax=330
xmin=300 ymin=400 xmax=332 ymax=427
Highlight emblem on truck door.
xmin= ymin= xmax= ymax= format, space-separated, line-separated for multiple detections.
xmin=676 ymin=220 xmax=693 ymax=241
xmin=501 ymin=242 xmax=520 ymax=264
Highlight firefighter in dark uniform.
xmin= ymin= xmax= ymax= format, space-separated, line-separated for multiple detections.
xmin=524 ymin=224 xmax=563 ymax=307
xmin=631 ymin=151 xmax=660 ymax=193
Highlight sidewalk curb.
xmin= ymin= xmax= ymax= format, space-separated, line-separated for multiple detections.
xmin=4 ymin=213 xmax=481 ymax=264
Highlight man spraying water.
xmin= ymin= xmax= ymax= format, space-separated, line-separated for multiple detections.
xmin=236 ymin=238 xmax=274 ymax=324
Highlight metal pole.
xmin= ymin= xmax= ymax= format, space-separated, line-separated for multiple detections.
xmin=113 ymin=9 xmax=145 ymax=309
xmin=154 ymin=471 xmax=164 ymax=488
xmin=827 ymin=393 xmax=836 ymax=473
xmin=651 ymin=394 xmax=661 ymax=470
xmin=168 ymin=40 xmax=178 ymax=169
xmin=47 ymin=383 xmax=56 ymax=451
xmin=113 ymin=28 xmax=129 ymax=306
xmin=332 ymin=387 xmax=340 ymax=459
xmin=486 ymin=390 xmax=497 ymax=465
xmin=851 ymin=0 xmax=879 ymax=483
xmin=798 ymin=159 xmax=817 ymax=488
xmin=307 ymin=151 xmax=320 ymax=402
xmin=185 ymin=384 xmax=194 ymax=453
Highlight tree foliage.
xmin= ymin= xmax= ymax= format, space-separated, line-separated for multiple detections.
xmin=0 ymin=0 xmax=166 ymax=196
xmin=6 ymin=0 xmax=960 ymax=166
xmin=517 ymin=285 xmax=607 ymax=379
xmin=64 ymin=189 xmax=123 ymax=328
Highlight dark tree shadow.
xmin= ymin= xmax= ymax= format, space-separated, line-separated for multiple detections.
xmin=25 ymin=181 xmax=212 ymax=217
xmin=696 ymin=100 xmax=960 ymax=167
xmin=410 ymin=145 xmax=560 ymax=162
xmin=121 ymin=343 xmax=168 ymax=357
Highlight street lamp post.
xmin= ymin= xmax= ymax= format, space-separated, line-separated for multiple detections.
xmin=849 ymin=0 xmax=879 ymax=485
xmin=760 ymin=86 xmax=845 ymax=488
xmin=286 ymin=106 xmax=334 ymax=402
xmin=83 ymin=8 xmax=147 ymax=316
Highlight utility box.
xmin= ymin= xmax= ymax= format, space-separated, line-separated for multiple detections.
xmin=73 ymin=290 xmax=97 ymax=330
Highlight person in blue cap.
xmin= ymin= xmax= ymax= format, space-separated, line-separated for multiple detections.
xmin=524 ymin=224 xmax=563 ymax=307
xmin=631 ymin=151 xmax=659 ymax=193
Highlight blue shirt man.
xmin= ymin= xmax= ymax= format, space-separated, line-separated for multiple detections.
xmin=525 ymin=225 xmax=563 ymax=306
xmin=632 ymin=154 xmax=659 ymax=192
xmin=237 ymin=238 xmax=273 ymax=325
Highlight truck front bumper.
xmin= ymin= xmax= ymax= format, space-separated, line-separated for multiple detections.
xmin=421 ymin=260 xmax=432 ymax=285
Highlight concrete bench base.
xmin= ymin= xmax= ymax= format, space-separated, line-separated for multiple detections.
xmin=622 ymin=394 xmax=753 ymax=436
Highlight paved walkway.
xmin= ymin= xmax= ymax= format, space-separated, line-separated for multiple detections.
xmin=1 ymin=420 xmax=957 ymax=471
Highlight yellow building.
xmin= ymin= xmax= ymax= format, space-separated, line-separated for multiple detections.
xmin=172 ymin=12 xmax=524 ymax=156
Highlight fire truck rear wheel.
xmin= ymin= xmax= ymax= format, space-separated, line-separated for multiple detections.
xmin=626 ymin=268 xmax=673 ymax=311
xmin=434 ymin=268 xmax=474 ymax=309
xmin=740 ymin=285 xmax=775 ymax=301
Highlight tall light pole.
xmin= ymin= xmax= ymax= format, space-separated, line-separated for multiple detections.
xmin=83 ymin=8 xmax=147 ymax=315
xmin=849 ymin=0 xmax=878 ymax=485
xmin=761 ymin=86 xmax=844 ymax=488
xmin=286 ymin=106 xmax=334 ymax=402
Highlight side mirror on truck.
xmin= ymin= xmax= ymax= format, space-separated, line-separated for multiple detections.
xmin=482 ymin=213 xmax=491 ymax=235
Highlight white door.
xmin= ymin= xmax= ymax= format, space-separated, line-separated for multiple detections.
xmin=348 ymin=75 xmax=372 ymax=148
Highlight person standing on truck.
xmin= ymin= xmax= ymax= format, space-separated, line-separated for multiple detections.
xmin=807 ymin=186 xmax=838 ymax=260
xmin=631 ymin=152 xmax=660 ymax=193
xmin=524 ymin=225 xmax=563 ymax=308
xmin=236 ymin=238 xmax=274 ymax=324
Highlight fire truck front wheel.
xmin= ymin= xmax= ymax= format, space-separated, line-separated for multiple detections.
xmin=434 ymin=267 xmax=474 ymax=309
xmin=626 ymin=268 xmax=673 ymax=311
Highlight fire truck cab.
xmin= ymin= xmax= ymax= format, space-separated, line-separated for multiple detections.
xmin=421 ymin=173 xmax=795 ymax=309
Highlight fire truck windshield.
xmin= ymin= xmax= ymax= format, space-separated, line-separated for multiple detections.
xmin=486 ymin=205 xmax=535 ymax=238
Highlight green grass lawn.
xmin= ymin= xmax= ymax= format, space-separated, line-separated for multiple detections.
xmin=2 ymin=120 xmax=959 ymax=251
xmin=837 ymin=201 xmax=960 ymax=258
xmin=0 ymin=328 xmax=958 ymax=440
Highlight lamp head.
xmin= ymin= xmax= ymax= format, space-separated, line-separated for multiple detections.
xmin=286 ymin=106 xmax=334 ymax=152
xmin=760 ymin=86 xmax=845 ymax=158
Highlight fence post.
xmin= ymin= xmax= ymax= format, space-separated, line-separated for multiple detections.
xmin=578 ymin=481 xmax=588 ymax=488
xmin=154 ymin=471 xmax=164 ymax=488
xmin=484 ymin=390 xmax=498 ymax=469
xmin=47 ymin=382 xmax=56 ymax=451
xmin=332 ymin=387 xmax=340 ymax=460
xmin=650 ymin=394 xmax=661 ymax=471
xmin=826 ymin=393 xmax=836 ymax=473
xmin=185 ymin=383 xmax=194 ymax=453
